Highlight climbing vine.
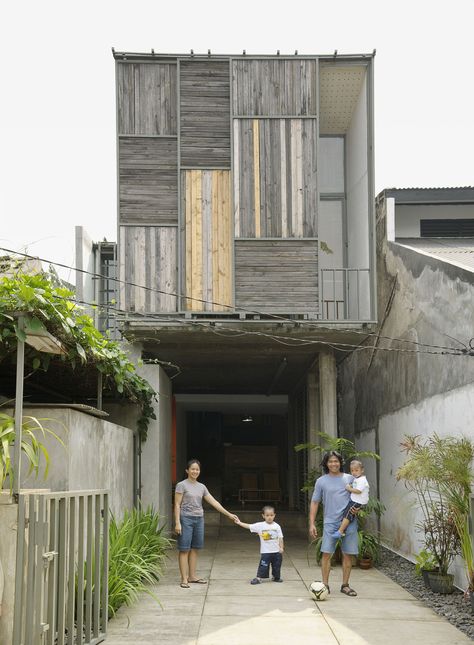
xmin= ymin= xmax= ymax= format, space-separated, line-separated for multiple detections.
xmin=0 ymin=267 xmax=156 ymax=440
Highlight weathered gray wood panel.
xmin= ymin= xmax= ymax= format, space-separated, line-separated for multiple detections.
xmin=119 ymin=137 xmax=178 ymax=225
xmin=117 ymin=63 xmax=177 ymax=135
xmin=180 ymin=61 xmax=231 ymax=167
xmin=234 ymin=119 xmax=317 ymax=237
xmin=119 ymin=226 xmax=177 ymax=313
xmin=232 ymin=59 xmax=317 ymax=116
xmin=235 ymin=240 xmax=319 ymax=313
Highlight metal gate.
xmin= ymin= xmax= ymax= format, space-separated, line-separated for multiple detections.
xmin=13 ymin=490 xmax=109 ymax=645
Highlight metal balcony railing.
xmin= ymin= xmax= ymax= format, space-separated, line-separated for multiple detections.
xmin=320 ymin=268 xmax=372 ymax=321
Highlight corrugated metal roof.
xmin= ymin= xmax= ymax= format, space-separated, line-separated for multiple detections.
xmin=396 ymin=237 xmax=474 ymax=272
xmin=379 ymin=187 xmax=474 ymax=204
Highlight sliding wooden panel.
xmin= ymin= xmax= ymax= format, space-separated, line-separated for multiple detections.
xmin=182 ymin=170 xmax=232 ymax=311
xmin=180 ymin=61 xmax=231 ymax=167
xmin=234 ymin=119 xmax=317 ymax=238
xmin=117 ymin=63 xmax=177 ymax=135
xmin=119 ymin=226 xmax=177 ymax=313
xmin=119 ymin=137 xmax=178 ymax=225
xmin=235 ymin=239 xmax=319 ymax=314
xmin=232 ymin=59 xmax=317 ymax=116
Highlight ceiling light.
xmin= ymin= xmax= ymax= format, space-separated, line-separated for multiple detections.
xmin=242 ymin=415 xmax=253 ymax=423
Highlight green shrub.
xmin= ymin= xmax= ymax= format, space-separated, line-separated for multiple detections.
xmin=107 ymin=507 xmax=173 ymax=617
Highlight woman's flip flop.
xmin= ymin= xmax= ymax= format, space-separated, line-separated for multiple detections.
xmin=180 ymin=582 xmax=190 ymax=588
xmin=189 ymin=578 xmax=207 ymax=584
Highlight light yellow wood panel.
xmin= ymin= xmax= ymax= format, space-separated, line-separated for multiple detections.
xmin=253 ymin=119 xmax=261 ymax=238
xmin=221 ymin=170 xmax=232 ymax=308
xmin=191 ymin=170 xmax=203 ymax=310
xmin=185 ymin=172 xmax=193 ymax=310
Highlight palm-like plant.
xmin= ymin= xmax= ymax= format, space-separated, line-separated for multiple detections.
xmin=0 ymin=410 xmax=64 ymax=491
xmin=397 ymin=434 xmax=474 ymax=587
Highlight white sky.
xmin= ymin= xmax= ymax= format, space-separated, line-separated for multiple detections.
xmin=1 ymin=0 xmax=474 ymax=282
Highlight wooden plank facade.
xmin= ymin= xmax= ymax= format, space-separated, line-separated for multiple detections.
xmin=119 ymin=226 xmax=177 ymax=313
xmin=180 ymin=61 xmax=231 ymax=168
xmin=182 ymin=170 xmax=232 ymax=311
xmin=119 ymin=137 xmax=178 ymax=225
xmin=115 ymin=54 xmax=371 ymax=317
xmin=233 ymin=118 xmax=318 ymax=238
xmin=235 ymin=240 xmax=319 ymax=313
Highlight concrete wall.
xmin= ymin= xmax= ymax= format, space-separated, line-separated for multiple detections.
xmin=339 ymin=193 xmax=474 ymax=587
xmin=396 ymin=203 xmax=474 ymax=238
xmin=8 ymin=407 xmax=134 ymax=518
xmin=138 ymin=364 xmax=173 ymax=528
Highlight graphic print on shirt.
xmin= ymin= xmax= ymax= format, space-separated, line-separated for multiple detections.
xmin=261 ymin=529 xmax=280 ymax=541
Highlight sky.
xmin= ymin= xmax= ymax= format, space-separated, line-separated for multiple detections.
xmin=1 ymin=0 xmax=474 ymax=281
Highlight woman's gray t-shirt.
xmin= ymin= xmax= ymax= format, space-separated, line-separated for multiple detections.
xmin=175 ymin=480 xmax=210 ymax=516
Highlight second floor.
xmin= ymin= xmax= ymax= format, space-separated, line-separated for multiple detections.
xmin=114 ymin=51 xmax=376 ymax=323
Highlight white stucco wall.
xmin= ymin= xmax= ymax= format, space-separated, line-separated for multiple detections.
xmin=377 ymin=383 xmax=474 ymax=589
xmin=396 ymin=203 xmax=474 ymax=238
xmin=345 ymin=73 xmax=371 ymax=319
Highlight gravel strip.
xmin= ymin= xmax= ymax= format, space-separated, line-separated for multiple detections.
xmin=376 ymin=546 xmax=474 ymax=639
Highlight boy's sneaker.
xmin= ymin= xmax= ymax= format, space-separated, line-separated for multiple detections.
xmin=250 ymin=578 xmax=261 ymax=585
xmin=331 ymin=530 xmax=344 ymax=539
xmin=272 ymin=577 xmax=283 ymax=582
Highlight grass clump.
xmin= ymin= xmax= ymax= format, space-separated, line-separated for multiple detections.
xmin=108 ymin=506 xmax=173 ymax=617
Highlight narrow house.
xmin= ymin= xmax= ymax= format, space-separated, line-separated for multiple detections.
xmin=110 ymin=50 xmax=376 ymax=522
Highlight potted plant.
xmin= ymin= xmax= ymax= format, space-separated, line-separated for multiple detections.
xmin=397 ymin=435 xmax=462 ymax=594
xmin=414 ymin=549 xmax=438 ymax=588
xmin=357 ymin=529 xmax=380 ymax=569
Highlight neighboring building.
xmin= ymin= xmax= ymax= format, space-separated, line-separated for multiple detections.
xmin=75 ymin=226 xmax=119 ymax=337
xmin=338 ymin=187 xmax=474 ymax=584
xmin=111 ymin=50 xmax=376 ymax=515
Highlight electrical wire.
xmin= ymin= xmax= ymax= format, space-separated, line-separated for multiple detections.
xmin=1 ymin=246 xmax=471 ymax=357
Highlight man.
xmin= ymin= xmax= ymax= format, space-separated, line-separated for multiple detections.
xmin=308 ymin=450 xmax=358 ymax=596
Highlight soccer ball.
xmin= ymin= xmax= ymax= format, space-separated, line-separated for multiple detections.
xmin=310 ymin=581 xmax=329 ymax=601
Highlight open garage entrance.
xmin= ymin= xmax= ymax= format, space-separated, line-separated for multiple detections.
xmin=174 ymin=393 xmax=308 ymax=512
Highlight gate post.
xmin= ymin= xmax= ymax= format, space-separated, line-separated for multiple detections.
xmin=0 ymin=494 xmax=19 ymax=645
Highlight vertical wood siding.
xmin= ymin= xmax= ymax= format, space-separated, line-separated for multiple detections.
xmin=232 ymin=59 xmax=317 ymax=116
xmin=117 ymin=63 xmax=177 ymax=135
xmin=119 ymin=137 xmax=178 ymax=224
xmin=119 ymin=226 xmax=177 ymax=312
xmin=234 ymin=119 xmax=317 ymax=237
xmin=235 ymin=240 xmax=319 ymax=313
xmin=180 ymin=61 xmax=231 ymax=167
xmin=182 ymin=170 xmax=232 ymax=311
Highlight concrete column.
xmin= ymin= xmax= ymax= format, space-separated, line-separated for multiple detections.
xmin=306 ymin=363 xmax=321 ymax=473
xmin=138 ymin=364 xmax=173 ymax=529
xmin=319 ymin=351 xmax=337 ymax=438
xmin=0 ymin=497 xmax=19 ymax=645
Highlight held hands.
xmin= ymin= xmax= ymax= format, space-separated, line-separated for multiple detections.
xmin=234 ymin=517 xmax=243 ymax=526
xmin=230 ymin=513 xmax=240 ymax=524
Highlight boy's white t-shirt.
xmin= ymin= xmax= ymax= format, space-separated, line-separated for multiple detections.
xmin=351 ymin=475 xmax=369 ymax=505
xmin=249 ymin=521 xmax=283 ymax=554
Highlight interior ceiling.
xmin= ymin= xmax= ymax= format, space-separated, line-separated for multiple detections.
xmin=319 ymin=65 xmax=366 ymax=135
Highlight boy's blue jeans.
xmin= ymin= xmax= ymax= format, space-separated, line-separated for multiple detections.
xmin=256 ymin=552 xmax=282 ymax=580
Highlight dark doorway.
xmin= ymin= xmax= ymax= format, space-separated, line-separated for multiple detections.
xmin=186 ymin=411 xmax=288 ymax=508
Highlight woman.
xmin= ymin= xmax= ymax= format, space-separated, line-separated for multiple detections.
xmin=174 ymin=459 xmax=239 ymax=588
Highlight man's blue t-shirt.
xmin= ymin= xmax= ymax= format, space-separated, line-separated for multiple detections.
xmin=311 ymin=473 xmax=354 ymax=525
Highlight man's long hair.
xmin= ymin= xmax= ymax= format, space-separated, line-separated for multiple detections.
xmin=321 ymin=450 xmax=344 ymax=474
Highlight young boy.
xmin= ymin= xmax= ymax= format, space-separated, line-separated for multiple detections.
xmin=331 ymin=459 xmax=369 ymax=539
xmin=235 ymin=505 xmax=284 ymax=584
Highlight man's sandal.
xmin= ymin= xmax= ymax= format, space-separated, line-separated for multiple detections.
xmin=340 ymin=584 xmax=357 ymax=596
